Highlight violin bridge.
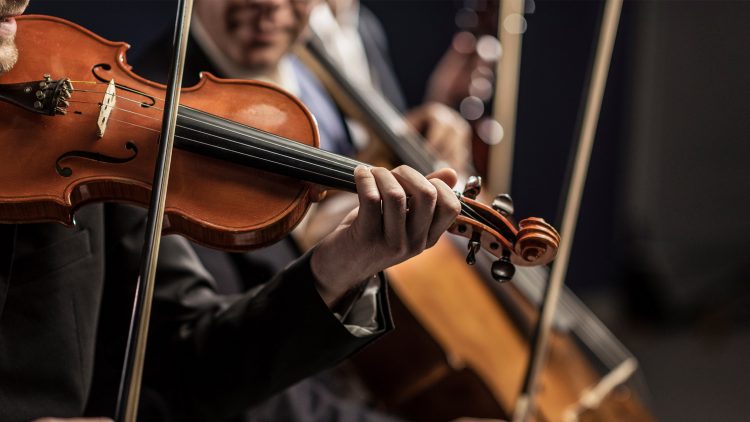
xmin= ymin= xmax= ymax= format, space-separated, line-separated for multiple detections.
xmin=97 ymin=79 xmax=116 ymax=138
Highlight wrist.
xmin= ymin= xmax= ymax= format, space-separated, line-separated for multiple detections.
xmin=310 ymin=244 xmax=370 ymax=307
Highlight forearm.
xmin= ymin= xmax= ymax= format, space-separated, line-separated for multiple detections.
xmin=152 ymin=249 xmax=391 ymax=421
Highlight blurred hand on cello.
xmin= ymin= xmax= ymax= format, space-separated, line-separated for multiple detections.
xmin=405 ymin=102 xmax=472 ymax=173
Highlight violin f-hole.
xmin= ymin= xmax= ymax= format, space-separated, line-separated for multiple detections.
xmin=55 ymin=141 xmax=138 ymax=177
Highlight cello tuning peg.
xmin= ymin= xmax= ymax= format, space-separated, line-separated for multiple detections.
xmin=463 ymin=176 xmax=482 ymax=200
xmin=491 ymin=193 xmax=514 ymax=217
xmin=466 ymin=240 xmax=480 ymax=265
xmin=491 ymin=256 xmax=515 ymax=283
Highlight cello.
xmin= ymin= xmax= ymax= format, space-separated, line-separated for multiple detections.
xmin=295 ymin=8 xmax=653 ymax=421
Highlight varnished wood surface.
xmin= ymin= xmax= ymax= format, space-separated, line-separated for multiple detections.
xmin=0 ymin=15 xmax=320 ymax=250
xmin=355 ymin=237 xmax=654 ymax=422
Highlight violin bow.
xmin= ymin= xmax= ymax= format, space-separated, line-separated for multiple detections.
xmin=488 ymin=0 xmax=524 ymax=194
xmin=114 ymin=0 xmax=195 ymax=421
xmin=512 ymin=0 xmax=624 ymax=421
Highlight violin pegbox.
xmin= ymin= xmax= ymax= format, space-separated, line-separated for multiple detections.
xmin=449 ymin=179 xmax=560 ymax=283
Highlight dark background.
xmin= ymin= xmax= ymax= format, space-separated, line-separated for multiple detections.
xmin=25 ymin=1 xmax=750 ymax=420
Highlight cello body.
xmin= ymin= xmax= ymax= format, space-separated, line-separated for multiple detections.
xmin=353 ymin=238 xmax=653 ymax=421
xmin=297 ymin=21 xmax=653 ymax=422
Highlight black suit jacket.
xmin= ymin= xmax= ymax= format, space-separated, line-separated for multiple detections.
xmin=0 ymin=202 xmax=391 ymax=422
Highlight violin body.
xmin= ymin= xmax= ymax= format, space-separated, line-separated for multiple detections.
xmin=0 ymin=15 xmax=318 ymax=250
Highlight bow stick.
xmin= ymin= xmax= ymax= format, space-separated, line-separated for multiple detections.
xmin=115 ymin=1 xmax=195 ymax=421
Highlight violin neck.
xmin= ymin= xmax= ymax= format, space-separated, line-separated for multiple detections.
xmin=175 ymin=106 xmax=361 ymax=192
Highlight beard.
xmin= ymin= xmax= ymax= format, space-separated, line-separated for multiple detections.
xmin=0 ymin=0 xmax=27 ymax=73
xmin=0 ymin=0 xmax=28 ymax=17
xmin=0 ymin=37 xmax=18 ymax=74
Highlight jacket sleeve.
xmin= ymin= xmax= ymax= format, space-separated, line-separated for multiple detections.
xmin=106 ymin=205 xmax=393 ymax=421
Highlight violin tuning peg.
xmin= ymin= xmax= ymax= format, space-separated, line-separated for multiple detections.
xmin=491 ymin=193 xmax=514 ymax=217
xmin=463 ymin=176 xmax=482 ymax=200
xmin=466 ymin=240 xmax=480 ymax=265
xmin=491 ymin=256 xmax=515 ymax=283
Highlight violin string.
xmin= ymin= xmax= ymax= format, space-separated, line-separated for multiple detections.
xmin=65 ymin=97 xmax=362 ymax=176
xmin=108 ymin=117 xmax=161 ymax=133
xmin=66 ymin=90 xmax=451 ymax=197
xmin=176 ymin=110 xmax=363 ymax=172
xmin=110 ymin=103 xmax=162 ymax=121
xmin=67 ymin=93 xmax=517 ymax=259
xmin=458 ymin=202 xmax=502 ymax=236
xmin=174 ymin=135 xmax=358 ymax=189
xmin=178 ymin=123 xmax=360 ymax=180
xmin=175 ymin=109 xmax=508 ymax=237
xmin=69 ymin=81 xmax=169 ymax=104
xmin=68 ymin=87 xmax=444 ymax=178
xmin=180 ymin=105 xmax=362 ymax=169
xmin=70 ymin=88 xmax=164 ymax=110
xmin=70 ymin=85 xmax=445 ymax=175
xmin=68 ymin=91 xmax=361 ymax=174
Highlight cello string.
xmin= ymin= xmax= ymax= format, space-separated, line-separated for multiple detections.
xmin=515 ymin=266 xmax=625 ymax=369
xmin=526 ymin=265 xmax=626 ymax=367
xmin=569 ymin=296 xmax=630 ymax=365
xmin=542 ymin=271 xmax=628 ymax=366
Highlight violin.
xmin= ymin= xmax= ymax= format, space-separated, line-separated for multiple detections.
xmin=0 ymin=15 xmax=559 ymax=278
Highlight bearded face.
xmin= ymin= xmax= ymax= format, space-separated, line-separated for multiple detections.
xmin=0 ymin=0 xmax=29 ymax=73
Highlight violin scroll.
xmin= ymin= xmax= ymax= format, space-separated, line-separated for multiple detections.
xmin=514 ymin=217 xmax=560 ymax=266
xmin=448 ymin=179 xmax=560 ymax=282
